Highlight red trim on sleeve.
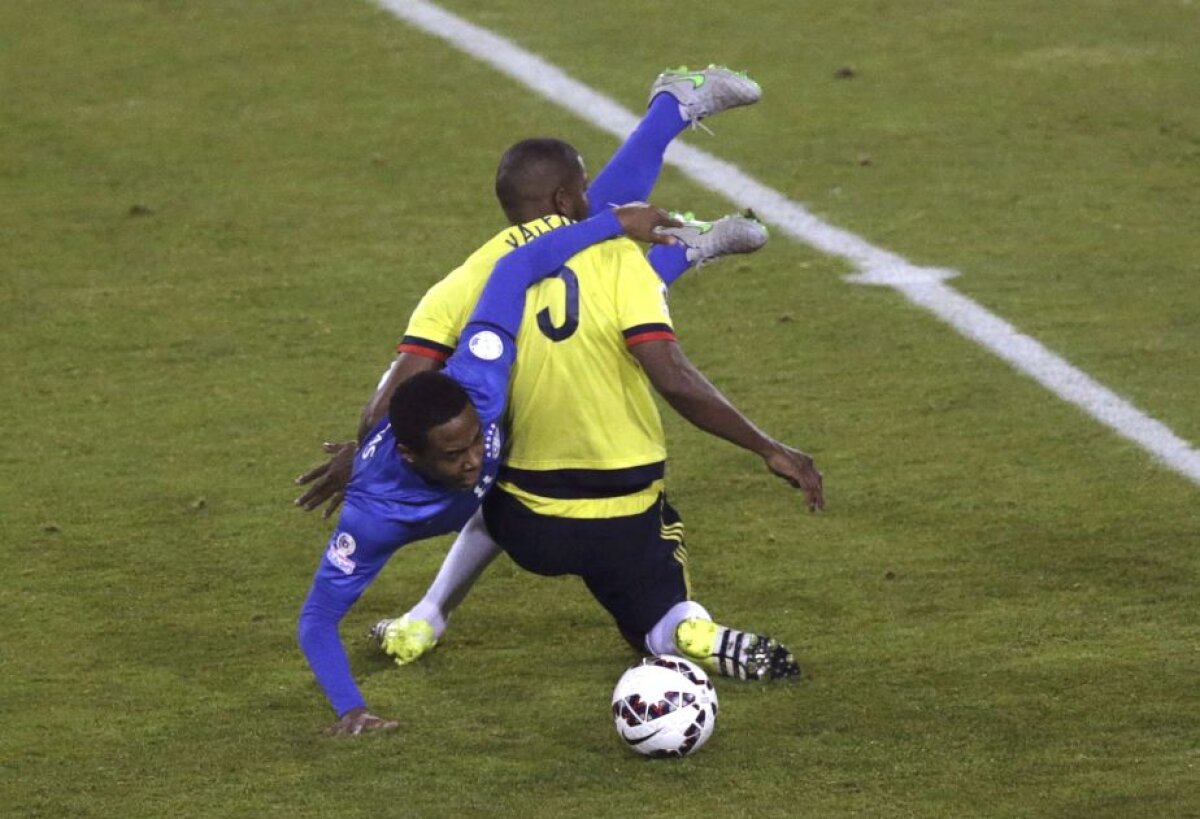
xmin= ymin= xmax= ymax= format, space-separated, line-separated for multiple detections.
xmin=624 ymin=330 xmax=677 ymax=348
xmin=397 ymin=343 xmax=451 ymax=362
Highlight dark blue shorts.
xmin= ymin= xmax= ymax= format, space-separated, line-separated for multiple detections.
xmin=482 ymin=488 xmax=690 ymax=649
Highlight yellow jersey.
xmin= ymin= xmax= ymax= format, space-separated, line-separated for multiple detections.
xmin=400 ymin=216 xmax=675 ymax=518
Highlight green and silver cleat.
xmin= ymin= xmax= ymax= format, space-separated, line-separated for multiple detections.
xmin=656 ymin=210 xmax=769 ymax=266
xmin=649 ymin=65 xmax=762 ymax=126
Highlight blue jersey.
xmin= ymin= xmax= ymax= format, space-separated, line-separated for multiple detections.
xmin=298 ymin=210 xmax=626 ymax=718
xmin=337 ymin=338 xmax=510 ymax=548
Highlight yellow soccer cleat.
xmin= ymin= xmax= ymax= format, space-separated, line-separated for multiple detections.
xmin=369 ymin=615 xmax=438 ymax=666
xmin=674 ymin=617 xmax=801 ymax=681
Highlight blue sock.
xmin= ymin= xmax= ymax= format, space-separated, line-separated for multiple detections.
xmin=647 ymin=242 xmax=691 ymax=288
xmin=587 ymin=94 xmax=687 ymax=214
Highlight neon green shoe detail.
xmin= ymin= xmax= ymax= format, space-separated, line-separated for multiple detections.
xmin=675 ymin=617 xmax=722 ymax=674
xmin=648 ymin=65 xmax=761 ymax=126
xmin=668 ymin=211 xmax=711 ymax=233
xmin=674 ymin=618 xmax=801 ymax=681
xmin=370 ymin=615 xmax=438 ymax=666
xmin=657 ymin=211 xmax=769 ymax=267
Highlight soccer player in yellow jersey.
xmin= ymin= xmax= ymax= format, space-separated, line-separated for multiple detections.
xmin=297 ymin=67 xmax=825 ymax=681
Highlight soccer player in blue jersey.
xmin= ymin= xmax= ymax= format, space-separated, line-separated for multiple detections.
xmin=297 ymin=204 xmax=680 ymax=735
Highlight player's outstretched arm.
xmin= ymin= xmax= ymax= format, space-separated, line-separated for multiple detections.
xmin=448 ymin=206 xmax=677 ymax=428
xmin=299 ymin=552 xmax=406 ymax=732
xmin=630 ymin=339 xmax=824 ymax=512
xmin=466 ymin=205 xmax=678 ymax=339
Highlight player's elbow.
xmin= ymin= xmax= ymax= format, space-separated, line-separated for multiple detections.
xmin=631 ymin=339 xmax=699 ymax=402
xmin=649 ymin=373 xmax=686 ymax=403
xmin=647 ymin=361 xmax=700 ymax=403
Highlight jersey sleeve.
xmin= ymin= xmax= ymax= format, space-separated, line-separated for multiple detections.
xmin=612 ymin=242 xmax=677 ymax=347
xmin=443 ymin=212 xmax=624 ymax=424
xmin=442 ymin=324 xmax=518 ymax=427
xmin=469 ymin=210 xmax=622 ymax=337
xmin=398 ymin=274 xmax=471 ymax=363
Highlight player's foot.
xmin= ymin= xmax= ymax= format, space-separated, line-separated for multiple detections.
xmin=674 ymin=618 xmax=801 ymax=681
xmin=648 ymin=65 xmax=762 ymax=126
xmin=656 ymin=211 xmax=769 ymax=267
xmin=369 ymin=615 xmax=438 ymax=666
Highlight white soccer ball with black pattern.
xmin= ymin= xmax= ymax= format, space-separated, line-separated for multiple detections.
xmin=611 ymin=655 xmax=718 ymax=758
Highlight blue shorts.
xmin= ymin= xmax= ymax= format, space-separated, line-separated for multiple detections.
xmin=482 ymin=488 xmax=689 ymax=649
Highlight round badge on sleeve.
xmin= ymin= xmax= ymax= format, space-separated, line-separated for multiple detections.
xmin=468 ymin=330 xmax=504 ymax=361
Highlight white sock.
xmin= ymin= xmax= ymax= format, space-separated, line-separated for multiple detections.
xmin=404 ymin=509 xmax=501 ymax=639
xmin=404 ymin=599 xmax=448 ymax=639
xmin=644 ymin=600 xmax=711 ymax=656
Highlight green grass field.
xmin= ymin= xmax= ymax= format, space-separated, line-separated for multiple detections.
xmin=2 ymin=1 xmax=1198 ymax=816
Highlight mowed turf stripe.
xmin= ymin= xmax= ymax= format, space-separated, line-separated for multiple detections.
xmin=374 ymin=0 xmax=1200 ymax=486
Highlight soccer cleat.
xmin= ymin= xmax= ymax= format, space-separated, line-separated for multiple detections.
xmin=674 ymin=618 xmax=801 ymax=681
xmin=369 ymin=615 xmax=438 ymax=666
xmin=656 ymin=211 xmax=769 ymax=267
xmin=648 ymin=65 xmax=762 ymax=127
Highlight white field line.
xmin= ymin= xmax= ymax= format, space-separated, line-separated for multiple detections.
xmin=375 ymin=0 xmax=1200 ymax=486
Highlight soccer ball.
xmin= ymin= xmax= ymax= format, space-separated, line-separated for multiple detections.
xmin=611 ymin=655 xmax=718 ymax=758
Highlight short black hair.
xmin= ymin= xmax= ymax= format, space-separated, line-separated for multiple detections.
xmin=388 ymin=371 xmax=471 ymax=452
xmin=495 ymin=137 xmax=582 ymax=223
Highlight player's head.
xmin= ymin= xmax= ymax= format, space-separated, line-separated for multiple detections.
xmin=389 ymin=371 xmax=485 ymax=491
xmin=495 ymin=137 xmax=589 ymax=225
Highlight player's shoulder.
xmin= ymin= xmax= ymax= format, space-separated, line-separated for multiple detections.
xmin=445 ymin=241 xmax=505 ymax=284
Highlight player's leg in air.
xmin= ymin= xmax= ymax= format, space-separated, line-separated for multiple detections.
xmin=585 ymin=65 xmax=769 ymax=287
xmin=585 ymin=65 xmax=762 ymax=211
xmin=371 ymin=67 xmax=774 ymax=668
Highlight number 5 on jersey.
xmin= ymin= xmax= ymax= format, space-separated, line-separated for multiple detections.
xmin=536 ymin=267 xmax=579 ymax=342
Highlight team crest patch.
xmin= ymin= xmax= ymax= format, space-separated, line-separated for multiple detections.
xmin=325 ymin=532 xmax=357 ymax=575
xmin=468 ymin=330 xmax=504 ymax=361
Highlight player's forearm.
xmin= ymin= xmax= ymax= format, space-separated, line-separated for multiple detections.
xmin=636 ymin=341 xmax=778 ymax=457
xmin=356 ymin=388 xmax=389 ymax=447
xmin=297 ymin=590 xmax=367 ymax=717
xmin=656 ymin=366 xmax=777 ymax=457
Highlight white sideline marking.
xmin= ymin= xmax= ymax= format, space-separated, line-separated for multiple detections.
xmin=375 ymin=0 xmax=1200 ymax=486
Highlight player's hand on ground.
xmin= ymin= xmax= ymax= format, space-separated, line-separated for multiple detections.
xmin=762 ymin=442 xmax=825 ymax=512
xmin=614 ymin=203 xmax=682 ymax=245
xmin=326 ymin=707 xmax=400 ymax=737
xmin=294 ymin=440 xmax=356 ymax=518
